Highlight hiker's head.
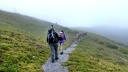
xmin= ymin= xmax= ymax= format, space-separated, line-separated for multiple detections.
xmin=61 ymin=30 xmax=64 ymax=33
xmin=59 ymin=31 xmax=63 ymax=34
xmin=51 ymin=25 xmax=54 ymax=29
xmin=51 ymin=25 xmax=53 ymax=27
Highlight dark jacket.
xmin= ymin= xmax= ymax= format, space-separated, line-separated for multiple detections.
xmin=47 ymin=29 xmax=59 ymax=44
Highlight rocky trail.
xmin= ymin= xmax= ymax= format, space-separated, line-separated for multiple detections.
xmin=42 ymin=41 xmax=78 ymax=72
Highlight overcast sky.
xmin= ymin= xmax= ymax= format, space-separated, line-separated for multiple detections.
xmin=0 ymin=0 xmax=128 ymax=27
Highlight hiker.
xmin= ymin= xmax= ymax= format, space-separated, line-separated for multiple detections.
xmin=46 ymin=25 xmax=59 ymax=63
xmin=58 ymin=30 xmax=66 ymax=55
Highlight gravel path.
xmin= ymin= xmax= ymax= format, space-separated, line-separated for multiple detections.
xmin=42 ymin=41 xmax=78 ymax=72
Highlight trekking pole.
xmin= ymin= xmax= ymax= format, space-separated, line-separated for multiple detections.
xmin=51 ymin=25 xmax=55 ymax=40
xmin=51 ymin=25 xmax=54 ymax=30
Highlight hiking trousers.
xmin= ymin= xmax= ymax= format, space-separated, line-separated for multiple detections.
xmin=59 ymin=42 xmax=63 ymax=52
xmin=49 ymin=43 xmax=58 ymax=60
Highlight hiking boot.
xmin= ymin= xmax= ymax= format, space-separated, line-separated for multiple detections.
xmin=60 ymin=51 xmax=63 ymax=55
xmin=52 ymin=59 xmax=54 ymax=63
xmin=55 ymin=57 xmax=59 ymax=60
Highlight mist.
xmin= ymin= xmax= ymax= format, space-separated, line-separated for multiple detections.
xmin=0 ymin=0 xmax=128 ymax=27
xmin=79 ymin=26 xmax=128 ymax=45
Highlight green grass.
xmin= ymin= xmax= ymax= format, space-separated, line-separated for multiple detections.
xmin=64 ymin=33 xmax=128 ymax=72
xmin=0 ymin=30 xmax=50 ymax=72
xmin=0 ymin=10 xmax=78 ymax=72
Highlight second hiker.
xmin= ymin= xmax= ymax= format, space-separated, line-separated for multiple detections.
xmin=58 ymin=30 xmax=66 ymax=55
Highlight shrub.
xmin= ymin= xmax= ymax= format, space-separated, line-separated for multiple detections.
xmin=106 ymin=43 xmax=118 ymax=49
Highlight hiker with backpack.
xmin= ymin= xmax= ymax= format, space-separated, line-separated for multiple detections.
xmin=58 ymin=30 xmax=66 ymax=55
xmin=46 ymin=25 xmax=60 ymax=63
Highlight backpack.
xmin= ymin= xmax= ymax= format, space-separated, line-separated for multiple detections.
xmin=47 ymin=29 xmax=57 ymax=43
xmin=59 ymin=33 xmax=64 ymax=40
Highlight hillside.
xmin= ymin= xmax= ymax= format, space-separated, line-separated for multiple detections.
xmin=0 ymin=10 xmax=78 ymax=72
xmin=64 ymin=33 xmax=128 ymax=72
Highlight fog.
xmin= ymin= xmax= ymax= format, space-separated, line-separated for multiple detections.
xmin=81 ymin=26 xmax=128 ymax=45
xmin=0 ymin=0 xmax=128 ymax=27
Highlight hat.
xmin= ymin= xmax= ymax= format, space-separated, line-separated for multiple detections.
xmin=60 ymin=31 xmax=62 ymax=33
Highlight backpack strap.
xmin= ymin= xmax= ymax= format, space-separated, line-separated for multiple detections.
xmin=51 ymin=30 xmax=54 ymax=39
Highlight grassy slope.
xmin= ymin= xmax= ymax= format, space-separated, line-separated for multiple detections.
xmin=64 ymin=33 xmax=128 ymax=72
xmin=0 ymin=10 xmax=78 ymax=72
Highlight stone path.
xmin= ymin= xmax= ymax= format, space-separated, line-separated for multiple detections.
xmin=42 ymin=41 xmax=78 ymax=72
